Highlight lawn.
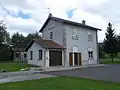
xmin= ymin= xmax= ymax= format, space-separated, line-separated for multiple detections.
xmin=0 ymin=62 xmax=32 ymax=72
xmin=0 ymin=77 xmax=120 ymax=90
xmin=100 ymin=58 xmax=120 ymax=64
xmin=100 ymin=53 xmax=120 ymax=64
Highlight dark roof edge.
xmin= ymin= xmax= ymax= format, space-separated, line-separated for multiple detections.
xmin=39 ymin=13 xmax=102 ymax=32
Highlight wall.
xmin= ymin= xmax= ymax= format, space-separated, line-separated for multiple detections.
xmin=27 ymin=42 xmax=45 ymax=66
xmin=65 ymin=24 xmax=98 ymax=66
xmin=42 ymin=19 xmax=66 ymax=47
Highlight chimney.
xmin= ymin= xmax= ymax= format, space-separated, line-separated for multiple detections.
xmin=82 ymin=20 xmax=86 ymax=25
xmin=48 ymin=13 xmax=52 ymax=18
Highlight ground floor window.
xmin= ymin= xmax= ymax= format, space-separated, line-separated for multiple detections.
xmin=16 ymin=53 xmax=20 ymax=58
xmin=24 ymin=53 xmax=27 ymax=58
xmin=30 ymin=51 xmax=33 ymax=60
xmin=88 ymin=51 xmax=93 ymax=59
xmin=38 ymin=50 xmax=42 ymax=60
xmin=88 ymin=48 xmax=93 ymax=59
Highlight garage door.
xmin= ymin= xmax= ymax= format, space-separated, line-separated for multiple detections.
xmin=49 ymin=50 xmax=62 ymax=66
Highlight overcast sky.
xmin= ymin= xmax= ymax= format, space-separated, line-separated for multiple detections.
xmin=0 ymin=0 xmax=120 ymax=42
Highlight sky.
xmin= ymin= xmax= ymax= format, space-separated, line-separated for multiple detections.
xmin=0 ymin=0 xmax=120 ymax=42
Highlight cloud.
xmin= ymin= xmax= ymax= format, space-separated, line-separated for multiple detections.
xmin=84 ymin=0 xmax=120 ymax=33
xmin=0 ymin=0 xmax=116 ymax=42
xmin=4 ymin=15 xmax=40 ymax=36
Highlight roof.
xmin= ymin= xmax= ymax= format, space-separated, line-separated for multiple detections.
xmin=39 ymin=13 xmax=101 ymax=32
xmin=25 ymin=38 xmax=65 ymax=51
xmin=12 ymin=48 xmax=25 ymax=52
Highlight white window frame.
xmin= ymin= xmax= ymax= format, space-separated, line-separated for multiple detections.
xmin=72 ymin=29 xmax=78 ymax=40
xmin=50 ymin=32 xmax=53 ymax=39
xmin=88 ymin=32 xmax=92 ymax=41
xmin=38 ymin=50 xmax=42 ymax=60
xmin=30 ymin=51 xmax=33 ymax=60
xmin=88 ymin=48 xmax=93 ymax=59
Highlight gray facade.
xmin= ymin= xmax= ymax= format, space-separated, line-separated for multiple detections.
xmin=42 ymin=19 xmax=99 ymax=67
xmin=65 ymin=24 xmax=98 ymax=66
xmin=42 ymin=19 xmax=66 ymax=47
xmin=27 ymin=42 xmax=45 ymax=66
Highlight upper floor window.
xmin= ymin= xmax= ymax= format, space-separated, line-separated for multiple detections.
xmin=72 ymin=29 xmax=78 ymax=40
xmin=50 ymin=32 xmax=53 ymax=39
xmin=88 ymin=32 xmax=92 ymax=41
xmin=38 ymin=50 xmax=42 ymax=60
xmin=30 ymin=51 xmax=33 ymax=60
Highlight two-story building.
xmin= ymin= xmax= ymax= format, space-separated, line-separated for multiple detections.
xmin=25 ymin=13 xmax=101 ymax=68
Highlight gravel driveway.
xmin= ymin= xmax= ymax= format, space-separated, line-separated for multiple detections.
xmin=42 ymin=64 xmax=120 ymax=83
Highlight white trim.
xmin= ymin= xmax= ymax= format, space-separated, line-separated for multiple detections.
xmin=72 ymin=46 xmax=79 ymax=52
xmin=62 ymin=50 xmax=64 ymax=66
xmin=88 ymin=48 xmax=93 ymax=51
xmin=72 ymin=52 xmax=75 ymax=66
xmin=45 ymin=50 xmax=49 ymax=67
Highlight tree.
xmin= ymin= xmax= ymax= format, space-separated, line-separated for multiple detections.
xmin=0 ymin=20 xmax=12 ymax=61
xmin=98 ymin=43 xmax=105 ymax=58
xmin=25 ymin=32 xmax=41 ymax=46
xmin=11 ymin=32 xmax=26 ymax=48
xmin=103 ymin=22 xmax=118 ymax=62
xmin=117 ymin=34 xmax=120 ymax=52
xmin=0 ymin=20 xmax=7 ymax=45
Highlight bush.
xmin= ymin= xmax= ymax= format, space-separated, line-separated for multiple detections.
xmin=0 ymin=44 xmax=12 ymax=61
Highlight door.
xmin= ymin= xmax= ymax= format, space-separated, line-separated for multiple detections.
xmin=69 ymin=53 xmax=73 ymax=66
xmin=74 ymin=53 xmax=78 ymax=66
xmin=49 ymin=51 xmax=62 ymax=66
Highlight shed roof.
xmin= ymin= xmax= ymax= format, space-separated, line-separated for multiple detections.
xmin=25 ymin=38 xmax=65 ymax=51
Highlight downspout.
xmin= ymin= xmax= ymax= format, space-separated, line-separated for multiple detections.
xmin=96 ymin=30 xmax=100 ymax=64
xmin=44 ymin=50 xmax=46 ymax=70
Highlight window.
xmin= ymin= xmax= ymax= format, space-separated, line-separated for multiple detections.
xmin=50 ymin=32 xmax=53 ymax=39
xmin=24 ymin=54 xmax=27 ymax=58
xmin=72 ymin=29 xmax=78 ymax=40
xmin=88 ymin=32 xmax=92 ymax=41
xmin=88 ymin=51 xmax=93 ymax=59
xmin=38 ymin=50 xmax=42 ymax=60
xmin=16 ymin=53 xmax=20 ymax=58
xmin=30 ymin=51 xmax=33 ymax=60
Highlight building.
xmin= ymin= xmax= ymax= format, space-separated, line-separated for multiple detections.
xmin=25 ymin=13 xmax=101 ymax=68
xmin=12 ymin=48 xmax=27 ymax=62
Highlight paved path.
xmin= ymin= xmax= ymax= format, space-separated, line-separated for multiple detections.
xmin=0 ymin=74 xmax=56 ymax=84
xmin=0 ymin=71 xmax=40 ymax=79
xmin=0 ymin=71 xmax=56 ymax=84
xmin=42 ymin=64 xmax=120 ymax=83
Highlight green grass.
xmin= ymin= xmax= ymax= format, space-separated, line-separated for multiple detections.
xmin=0 ymin=62 xmax=32 ymax=72
xmin=0 ymin=77 xmax=120 ymax=90
xmin=100 ymin=58 xmax=120 ymax=64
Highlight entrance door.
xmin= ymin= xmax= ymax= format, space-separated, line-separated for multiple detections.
xmin=69 ymin=52 xmax=82 ymax=66
xmin=74 ymin=53 xmax=79 ymax=66
xmin=79 ymin=53 xmax=82 ymax=65
xmin=69 ymin=53 xmax=73 ymax=66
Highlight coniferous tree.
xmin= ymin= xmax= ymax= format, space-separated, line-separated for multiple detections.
xmin=103 ymin=22 xmax=118 ymax=62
